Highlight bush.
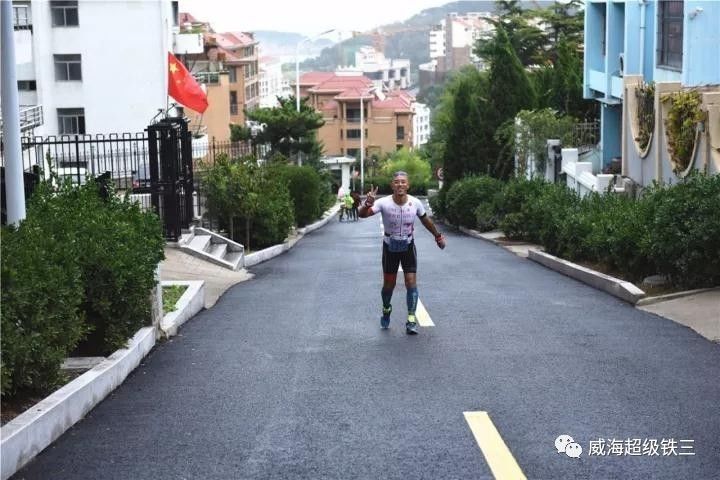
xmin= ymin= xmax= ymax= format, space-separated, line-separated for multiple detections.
xmin=278 ymin=165 xmax=323 ymax=227
xmin=525 ymin=183 xmax=581 ymax=255
xmin=1 ymin=177 xmax=164 ymax=396
xmin=56 ymin=179 xmax=165 ymax=355
xmin=238 ymin=172 xmax=295 ymax=249
xmin=429 ymin=184 xmax=449 ymax=219
xmin=643 ymin=173 xmax=720 ymax=288
xmin=445 ymin=176 xmax=503 ymax=228
xmin=497 ymin=177 xmax=547 ymax=240
xmin=1 ymin=211 xmax=86 ymax=397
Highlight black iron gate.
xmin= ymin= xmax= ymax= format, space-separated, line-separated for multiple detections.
xmin=145 ymin=118 xmax=194 ymax=241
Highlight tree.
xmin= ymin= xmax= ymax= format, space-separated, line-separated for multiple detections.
xmin=476 ymin=0 xmax=547 ymax=67
xmin=233 ymin=96 xmax=325 ymax=163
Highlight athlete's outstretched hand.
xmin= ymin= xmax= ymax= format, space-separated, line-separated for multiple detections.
xmin=435 ymin=234 xmax=446 ymax=250
xmin=364 ymin=184 xmax=379 ymax=207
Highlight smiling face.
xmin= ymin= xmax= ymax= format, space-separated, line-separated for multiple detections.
xmin=555 ymin=435 xmax=574 ymax=453
xmin=391 ymin=172 xmax=409 ymax=196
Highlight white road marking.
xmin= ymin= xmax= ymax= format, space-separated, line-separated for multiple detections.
xmin=415 ymin=299 xmax=434 ymax=327
xmin=464 ymin=411 xmax=527 ymax=480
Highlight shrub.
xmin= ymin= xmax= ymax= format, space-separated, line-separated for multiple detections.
xmin=278 ymin=165 xmax=323 ymax=227
xmin=238 ymin=172 xmax=294 ymax=249
xmin=497 ymin=177 xmax=547 ymax=240
xmin=1 ymin=208 xmax=86 ymax=397
xmin=643 ymin=173 xmax=720 ymax=288
xmin=445 ymin=175 xmax=503 ymax=228
xmin=429 ymin=184 xmax=449 ymax=219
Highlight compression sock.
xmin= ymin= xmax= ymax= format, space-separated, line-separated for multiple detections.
xmin=381 ymin=288 xmax=393 ymax=312
xmin=406 ymin=287 xmax=418 ymax=316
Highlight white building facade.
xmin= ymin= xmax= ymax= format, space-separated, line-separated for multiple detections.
xmin=258 ymin=56 xmax=285 ymax=108
xmin=412 ymin=102 xmax=430 ymax=147
xmin=336 ymin=46 xmax=411 ymax=91
xmin=6 ymin=0 xmax=176 ymax=137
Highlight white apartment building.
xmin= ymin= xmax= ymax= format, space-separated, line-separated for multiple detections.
xmin=412 ymin=102 xmax=430 ymax=147
xmin=336 ymin=46 xmax=411 ymax=91
xmin=259 ymin=56 xmax=284 ymax=108
xmin=429 ymin=22 xmax=445 ymax=59
xmin=4 ymin=0 xmax=178 ymax=137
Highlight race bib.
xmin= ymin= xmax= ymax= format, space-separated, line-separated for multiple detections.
xmin=388 ymin=237 xmax=410 ymax=253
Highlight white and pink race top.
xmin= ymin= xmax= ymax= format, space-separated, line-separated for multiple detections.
xmin=370 ymin=195 xmax=426 ymax=244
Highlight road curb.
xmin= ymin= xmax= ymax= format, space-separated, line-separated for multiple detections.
xmin=528 ymin=250 xmax=646 ymax=304
xmin=458 ymin=226 xmax=503 ymax=245
xmin=0 ymin=326 xmax=156 ymax=480
xmin=635 ymin=287 xmax=719 ymax=307
xmin=244 ymin=204 xmax=341 ymax=267
xmin=160 ymin=280 xmax=205 ymax=337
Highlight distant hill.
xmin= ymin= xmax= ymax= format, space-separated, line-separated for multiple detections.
xmin=254 ymin=30 xmax=333 ymax=58
xmin=298 ymin=1 xmax=553 ymax=73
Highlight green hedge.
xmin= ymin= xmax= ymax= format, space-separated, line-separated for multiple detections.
xmin=445 ymin=175 xmax=503 ymax=229
xmin=1 ymin=177 xmax=164 ymax=397
xmin=278 ymin=165 xmax=323 ymax=227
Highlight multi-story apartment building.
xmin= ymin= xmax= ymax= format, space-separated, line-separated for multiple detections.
xmin=583 ymin=0 xmax=719 ymax=184
xmin=177 ymin=12 xmax=259 ymax=140
xmin=336 ymin=46 xmax=411 ymax=91
xmin=412 ymin=102 xmax=431 ymax=147
xmin=297 ymin=73 xmax=415 ymax=159
xmin=4 ymin=0 xmax=176 ymax=137
xmin=259 ymin=55 xmax=285 ymax=108
xmin=420 ymin=12 xmax=495 ymax=89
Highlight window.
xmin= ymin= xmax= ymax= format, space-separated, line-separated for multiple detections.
xmin=396 ymin=126 xmax=405 ymax=141
xmin=51 ymin=1 xmax=79 ymax=27
xmin=171 ymin=1 xmax=179 ymax=26
xmin=229 ymin=67 xmax=237 ymax=83
xmin=340 ymin=130 xmax=343 ymax=139
xmin=658 ymin=0 xmax=684 ymax=70
xmin=17 ymin=80 xmax=37 ymax=91
xmin=54 ymin=54 xmax=82 ymax=81
xmin=346 ymin=129 xmax=361 ymax=139
xmin=347 ymin=148 xmax=359 ymax=158
xmin=13 ymin=5 xmax=30 ymax=29
xmin=57 ymin=108 xmax=85 ymax=134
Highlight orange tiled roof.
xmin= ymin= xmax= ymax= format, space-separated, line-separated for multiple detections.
xmin=298 ymin=72 xmax=336 ymax=86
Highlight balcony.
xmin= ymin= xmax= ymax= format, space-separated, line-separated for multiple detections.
xmin=230 ymin=103 xmax=239 ymax=116
xmin=0 ymin=105 xmax=44 ymax=137
xmin=194 ymin=72 xmax=220 ymax=85
xmin=13 ymin=5 xmax=32 ymax=31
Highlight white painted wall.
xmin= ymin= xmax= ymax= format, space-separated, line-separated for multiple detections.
xmin=259 ymin=58 xmax=284 ymax=108
xmin=25 ymin=0 xmax=173 ymax=136
xmin=412 ymin=102 xmax=430 ymax=147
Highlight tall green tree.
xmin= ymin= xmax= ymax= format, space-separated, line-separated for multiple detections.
xmin=233 ymin=96 xmax=325 ymax=163
xmin=476 ymin=0 xmax=547 ymax=67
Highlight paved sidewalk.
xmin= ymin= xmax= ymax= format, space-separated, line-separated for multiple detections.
xmin=463 ymin=228 xmax=720 ymax=344
xmin=640 ymin=289 xmax=720 ymax=342
xmin=159 ymin=248 xmax=253 ymax=308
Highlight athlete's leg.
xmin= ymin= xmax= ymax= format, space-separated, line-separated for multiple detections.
xmin=400 ymin=243 xmax=419 ymax=334
xmin=381 ymin=243 xmax=400 ymax=328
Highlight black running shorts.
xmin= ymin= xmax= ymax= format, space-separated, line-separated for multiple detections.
xmin=382 ymin=241 xmax=417 ymax=274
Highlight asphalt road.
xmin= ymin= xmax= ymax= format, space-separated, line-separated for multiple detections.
xmin=14 ymin=210 xmax=720 ymax=479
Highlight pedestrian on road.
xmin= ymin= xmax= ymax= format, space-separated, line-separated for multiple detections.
xmin=350 ymin=190 xmax=361 ymax=221
xmin=358 ymin=171 xmax=446 ymax=334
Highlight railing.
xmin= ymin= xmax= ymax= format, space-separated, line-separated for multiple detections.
xmin=194 ymin=72 xmax=220 ymax=85
xmin=569 ymin=120 xmax=600 ymax=154
xmin=230 ymin=103 xmax=239 ymax=115
xmin=0 ymin=105 xmax=44 ymax=134
xmin=13 ymin=5 xmax=32 ymax=30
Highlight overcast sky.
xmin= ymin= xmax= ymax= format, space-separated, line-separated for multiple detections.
xmin=179 ymin=0 xmax=453 ymax=37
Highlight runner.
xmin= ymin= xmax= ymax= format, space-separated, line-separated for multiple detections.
xmin=358 ymin=171 xmax=446 ymax=334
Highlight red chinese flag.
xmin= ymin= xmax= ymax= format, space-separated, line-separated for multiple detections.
xmin=167 ymin=52 xmax=208 ymax=113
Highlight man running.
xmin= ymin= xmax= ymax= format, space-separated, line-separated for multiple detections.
xmin=358 ymin=171 xmax=446 ymax=334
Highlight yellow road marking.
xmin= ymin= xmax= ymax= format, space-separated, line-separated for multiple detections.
xmin=463 ymin=411 xmax=527 ymax=480
xmin=415 ymin=299 xmax=435 ymax=327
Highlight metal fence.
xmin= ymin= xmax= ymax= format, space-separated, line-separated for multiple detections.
xmin=1 ymin=132 xmax=255 ymax=235
xmin=569 ymin=120 xmax=600 ymax=154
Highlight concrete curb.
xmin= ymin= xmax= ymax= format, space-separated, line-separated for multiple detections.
xmin=0 ymin=327 xmax=156 ymax=480
xmin=159 ymin=280 xmax=205 ymax=337
xmin=528 ymin=250 xmax=646 ymax=304
xmin=244 ymin=204 xmax=341 ymax=268
xmin=458 ymin=226 xmax=503 ymax=245
xmin=635 ymin=287 xmax=719 ymax=307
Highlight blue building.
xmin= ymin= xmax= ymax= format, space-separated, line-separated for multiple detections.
xmin=583 ymin=0 xmax=720 ymax=182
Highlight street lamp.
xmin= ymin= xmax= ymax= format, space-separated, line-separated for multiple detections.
xmin=295 ymin=29 xmax=335 ymax=112
xmin=294 ymin=29 xmax=335 ymax=166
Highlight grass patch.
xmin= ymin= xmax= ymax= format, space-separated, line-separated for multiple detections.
xmin=162 ymin=285 xmax=188 ymax=314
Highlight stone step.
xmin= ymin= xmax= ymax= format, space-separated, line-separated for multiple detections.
xmin=187 ymin=234 xmax=211 ymax=253
xmin=224 ymin=251 xmax=243 ymax=270
xmin=208 ymin=242 xmax=228 ymax=259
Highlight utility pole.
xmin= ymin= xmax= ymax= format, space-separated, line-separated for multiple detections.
xmin=1 ymin=0 xmax=27 ymax=224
